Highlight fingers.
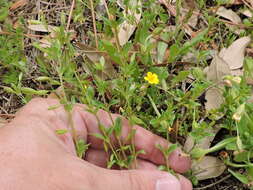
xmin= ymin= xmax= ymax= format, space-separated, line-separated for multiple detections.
xmin=84 ymin=148 xmax=192 ymax=190
xmin=85 ymin=148 xmax=158 ymax=170
xmin=133 ymin=125 xmax=191 ymax=173
xmin=18 ymin=98 xmax=190 ymax=173
xmin=85 ymin=149 xmax=108 ymax=168
xmin=74 ymin=159 xmax=192 ymax=190
xmin=74 ymin=104 xmax=191 ymax=173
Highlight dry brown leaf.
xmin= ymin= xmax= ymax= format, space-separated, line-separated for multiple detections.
xmin=216 ymin=6 xmax=242 ymax=24
xmin=184 ymin=126 xmax=220 ymax=153
xmin=28 ymin=24 xmax=56 ymax=33
xmin=205 ymin=87 xmax=224 ymax=111
xmin=241 ymin=9 xmax=253 ymax=18
xmin=158 ymin=0 xmax=176 ymax=16
xmin=192 ymin=156 xmax=226 ymax=180
xmin=216 ymin=6 xmax=244 ymax=34
xmin=219 ymin=36 xmax=251 ymax=70
xmin=231 ymin=69 xmax=243 ymax=76
xmin=205 ymin=37 xmax=250 ymax=111
xmin=117 ymin=0 xmax=142 ymax=46
xmin=206 ymin=54 xmax=231 ymax=82
xmin=10 ymin=0 xmax=28 ymax=11
xmin=184 ymin=0 xmax=196 ymax=9
xmin=76 ymin=43 xmax=117 ymax=79
xmin=205 ymin=55 xmax=229 ymax=110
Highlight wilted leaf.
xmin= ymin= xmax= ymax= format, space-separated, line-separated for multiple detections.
xmin=75 ymin=42 xmax=117 ymax=79
xmin=192 ymin=156 xmax=226 ymax=180
xmin=231 ymin=69 xmax=243 ymax=76
xmin=184 ymin=126 xmax=220 ymax=152
xmin=95 ymin=0 xmax=106 ymax=20
xmin=216 ymin=6 xmax=244 ymax=34
xmin=117 ymin=0 xmax=142 ymax=46
xmin=219 ymin=36 xmax=251 ymax=70
xmin=207 ymin=54 xmax=231 ymax=82
xmin=216 ymin=6 xmax=241 ymax=24
xmin=10 ymin=0 xmax=28 ymax=10
xmin=28 ymin=24 xmax=56 ymax=33
xmin=205 ymin=54 xmax=231 ymax=110
xmin=181 ymin=9 xmax=199 ymax=29
xmin=205 ymin=87 xmax=224 ymax=111
xmin=184 ymin=0 xmax=196 ymax=9
xmin=241 ymin=9 xmax=252 ymax=18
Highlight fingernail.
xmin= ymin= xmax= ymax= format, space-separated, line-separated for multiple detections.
xmin=156 ymin=174 xmax=181 ymax=190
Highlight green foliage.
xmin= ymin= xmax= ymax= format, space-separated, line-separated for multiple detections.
xmin=1 ymin=0 xmax=253 ymax=186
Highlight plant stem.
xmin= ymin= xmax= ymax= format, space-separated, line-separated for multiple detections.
xmin=147 ymin=94 xmax=161 ymax=117
xmin=89 ymin=0 xmax=98 ymax=49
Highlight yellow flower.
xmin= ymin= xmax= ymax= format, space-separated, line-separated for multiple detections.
xmin=144 ymin=72 xmax=159 ymax=84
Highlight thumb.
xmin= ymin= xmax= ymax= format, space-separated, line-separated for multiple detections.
xmin=77 ymin=161 xmax=192 ymax=190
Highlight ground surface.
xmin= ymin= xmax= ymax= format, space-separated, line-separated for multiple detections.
xmin=0 ymin=0 xmax=253 ymax=189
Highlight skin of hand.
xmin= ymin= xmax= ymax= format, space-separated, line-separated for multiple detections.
xmin=0 ymin=98 xmax=192 ymax=190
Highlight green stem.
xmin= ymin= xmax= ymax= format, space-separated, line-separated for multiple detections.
xmin=147 ymin=94 xmax=161 ymax=117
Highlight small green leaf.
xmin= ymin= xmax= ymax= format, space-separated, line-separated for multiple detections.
xmin=21 ymin=87 xmax=48 ymax=95
xmin=171 ymin=71 xmax=190 ymax=86
xmin=168 ymin=44 xmax=180 ymax=63
xmin=76 ymin=139 xmax=89 ymax=158
xmin=114 ymin=117 xmax=122 ymax=138
xmin=48 ymin=104 xmax=61 ymax=110
xmin=228 ymin=169 xmax=249 ymax=184
xmin=55 ymin=129 xmax=68 ymax=135
xmin=190 ymin=148 xmax=208 ymax=159
xmin=3 ymin=86 xmax=16 ymax=94
xmin=92 ymin=133 xmax=106 ymax=141
xmin=0 ymin=6 xmax=9 ymax=22
xmin=166 ymin=144 xmax=178 ymax=155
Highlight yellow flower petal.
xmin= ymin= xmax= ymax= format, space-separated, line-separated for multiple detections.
xmin=144 ymin=72 xmax=159 ymax=85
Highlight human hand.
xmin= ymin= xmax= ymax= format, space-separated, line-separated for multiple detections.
xmin=0 ymin=98 xmax=192 ymax=190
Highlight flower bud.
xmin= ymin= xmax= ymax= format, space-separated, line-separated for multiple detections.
xmin=232 ymin=104 xmax=245 ymax=122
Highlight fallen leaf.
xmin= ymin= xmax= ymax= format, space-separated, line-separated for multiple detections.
xmin=181 ymin=8 xmax=199 ymax=29
xmin=216 ymin=6 xmax=244 ymax=34
xmin=205 ymin=54 xmax=230 ymax=110
xmin=158 ymin=0 xmax=176 ymax=16
xmin=206 ymin=54 xmax=231 ymax=82
xmin=231 ymin=69 xmax=243 ymax=76
xmin=205 ymin=87 xmax=224 ymax=111
xmin=205 ymin=37 xmax=250 ymax=111
xmin=117 ymin=0 xmax=142 ymax=46
xmin=28 ymin=24 xmax=56 ymax=33
xmin=95 ymin=0 xmax=107 ymax=20
xmin=192 ymin=156 xmax=227 ymax=180
xmin=184 ymin=126 xmax=220 ymax=153
xmin=10 ymin=0 xmax=28 ymax=11
xmin=184 ymin=0 xmax=196 ymax=9
xmin=216 ymin=6 xmax=241 ymax=24
xmin=75 ymin=42 xmax=117 ymax=79
xmin=219 ymin=36 xmax=251 ymax=70
xmin=241 ymin=9 xmax=253 ymax=18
